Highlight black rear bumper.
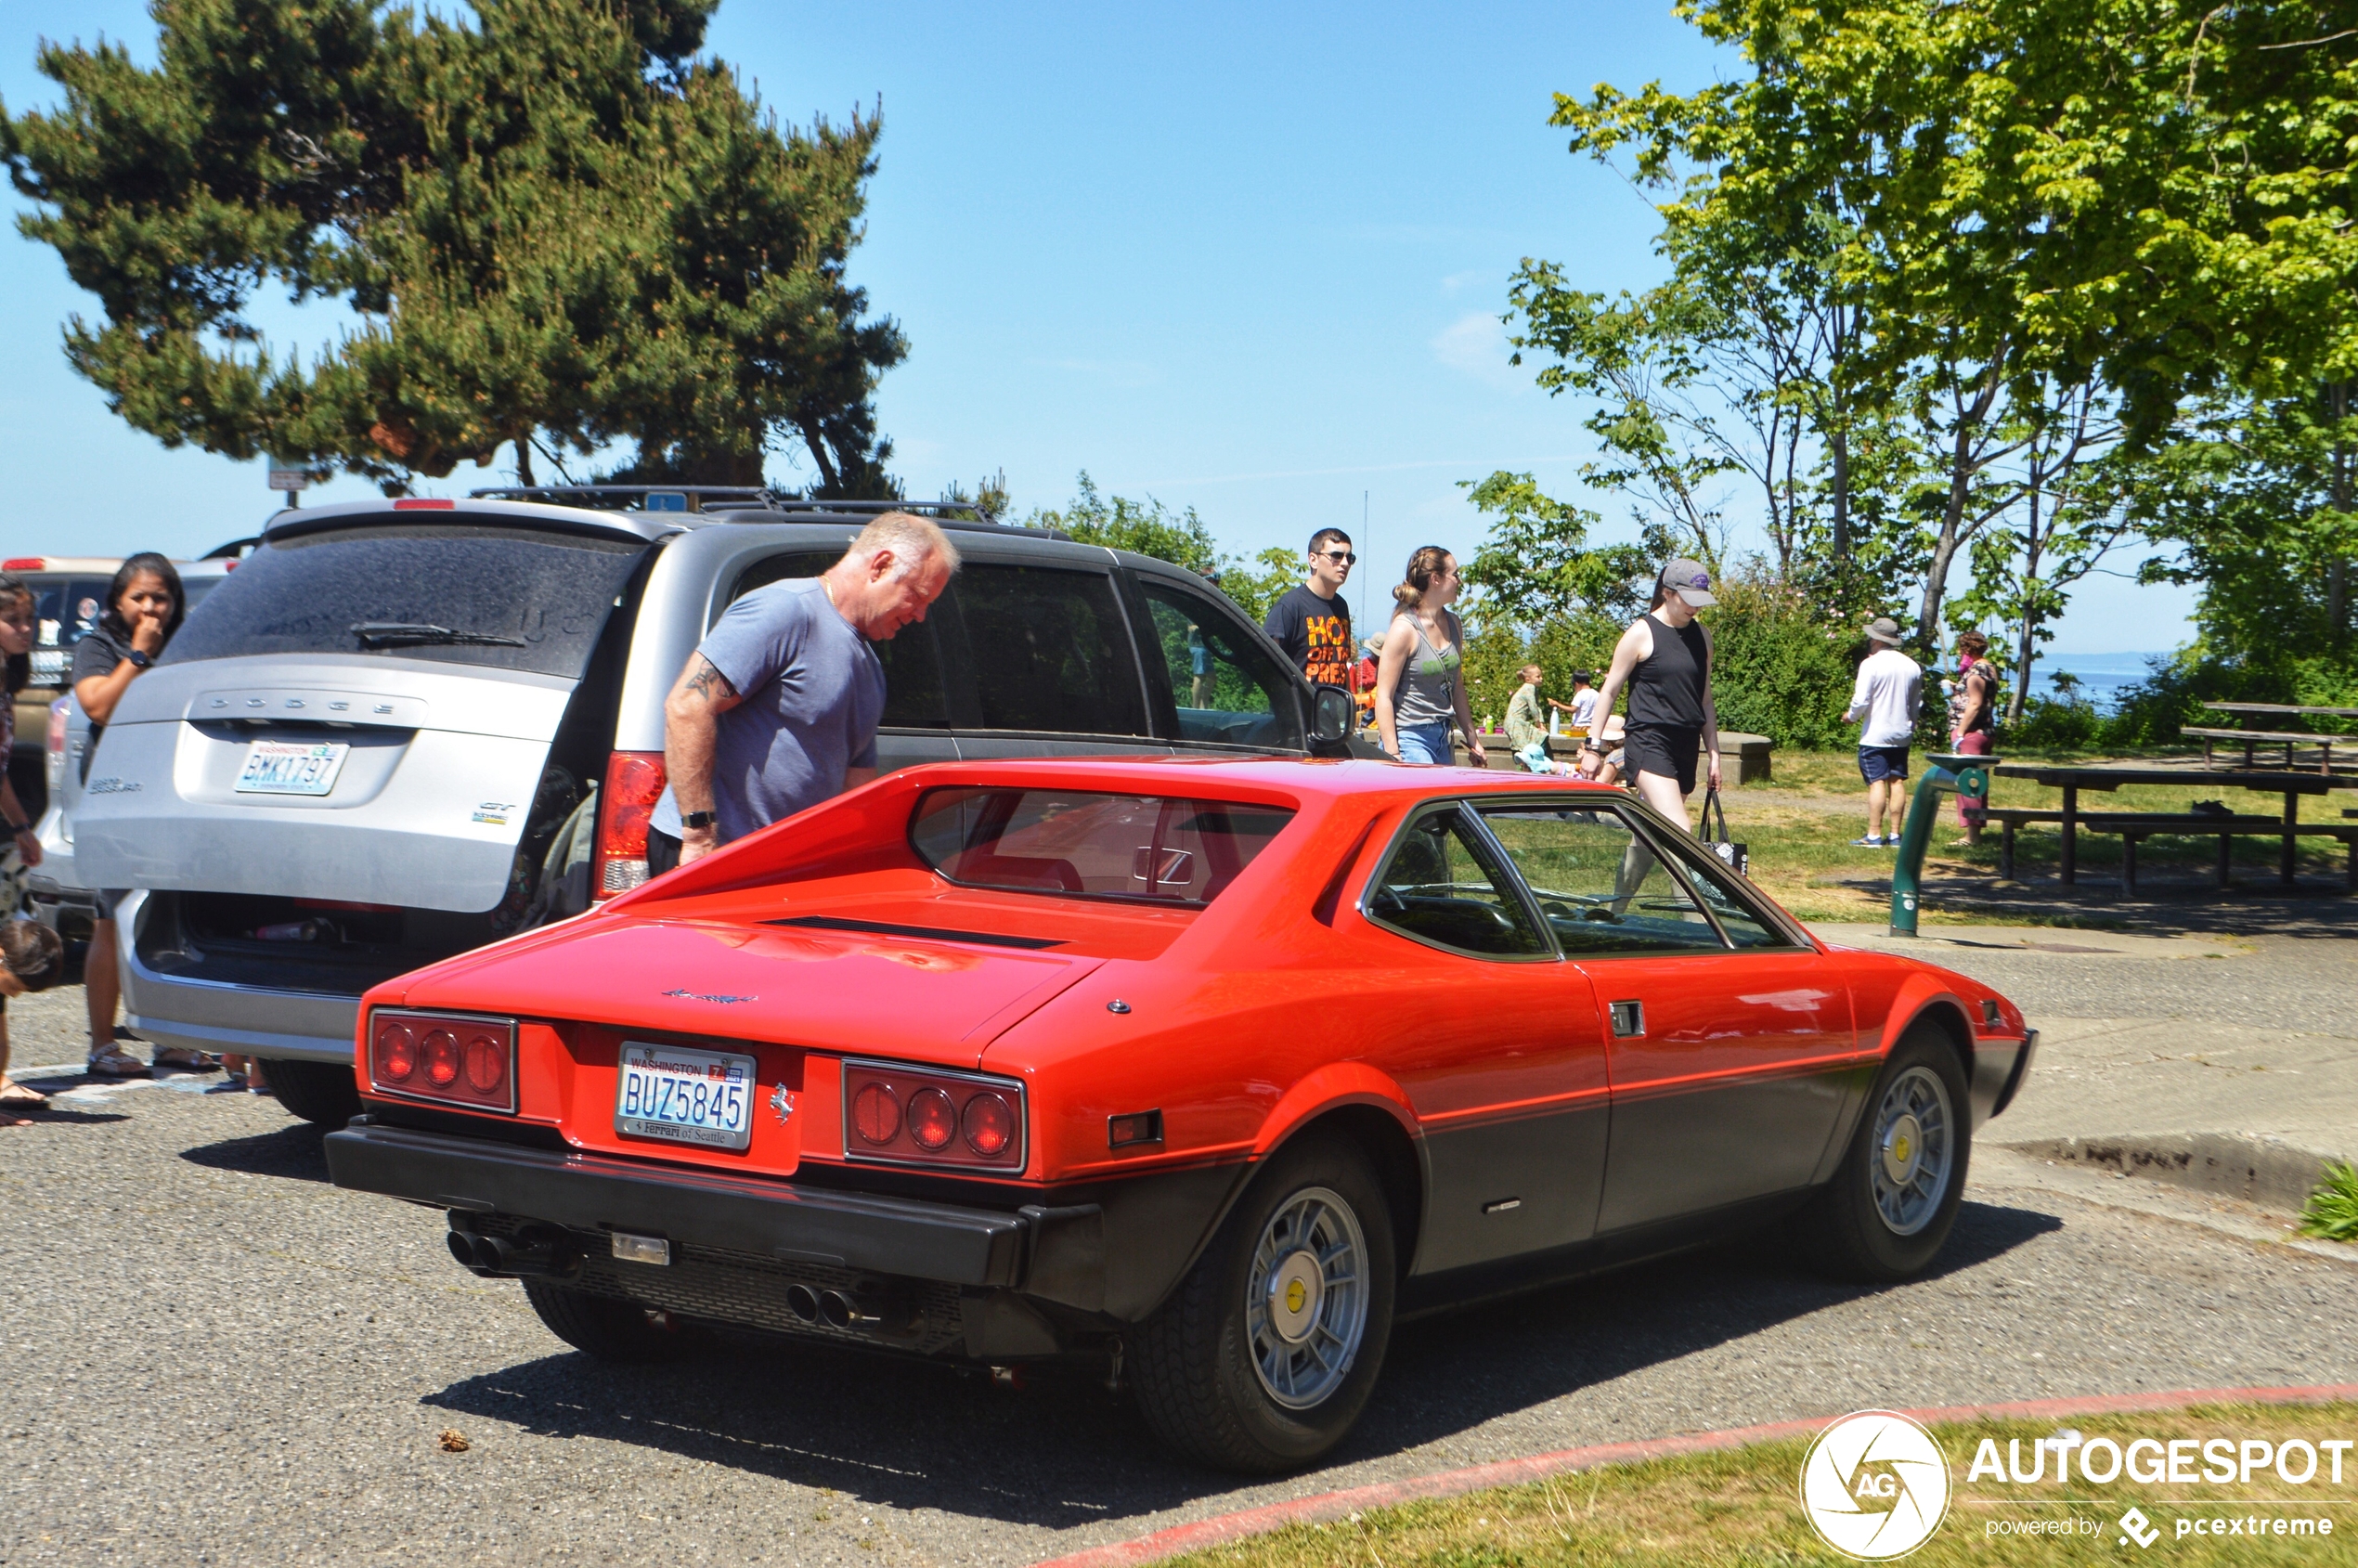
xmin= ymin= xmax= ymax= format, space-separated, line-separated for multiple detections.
xmin=325 ymin=1119 xmax=1101 ymax=1298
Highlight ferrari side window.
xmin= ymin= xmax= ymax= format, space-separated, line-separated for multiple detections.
xmin=1476 ymin=805 xmax=1729 ymax=955
xmin=1365 ymin=807 xmax=1548 ymax=959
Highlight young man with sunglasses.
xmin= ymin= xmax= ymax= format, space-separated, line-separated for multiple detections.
xmin=1263 ymin=528 xmax=1357 ymax=692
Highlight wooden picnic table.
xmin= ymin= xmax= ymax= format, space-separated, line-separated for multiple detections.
xmin=1990 ymin=761 xmax=2358 ymax=890
xmin=2193 ymin=702 xmax=2358 ymax=771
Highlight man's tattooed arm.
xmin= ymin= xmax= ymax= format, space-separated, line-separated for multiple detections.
xmin=679 ymin=654 xmax=741 ymax=710
xmin=664 ymin=653 xmax=743 ymax=856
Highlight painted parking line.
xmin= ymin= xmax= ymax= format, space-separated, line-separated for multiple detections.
xmin=1032 ymin=1381 xmax=2358 ymax=1568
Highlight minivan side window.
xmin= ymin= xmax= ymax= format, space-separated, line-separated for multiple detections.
xmin=733 ymin=552 xmax=950 ymax=729
xmin=1137 ymin=579 xmax=1303 ymax=751
xmin=953 ymin=564 xmax=1147 ymax=736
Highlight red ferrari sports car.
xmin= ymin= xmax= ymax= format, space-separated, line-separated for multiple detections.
xmin=326 ymin=758 xmax=2036 ymax=1471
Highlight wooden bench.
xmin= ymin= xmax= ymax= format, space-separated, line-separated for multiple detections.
xmin=1983 ymin=806 xmax=2358 ymax=893
xmin=2181 ymin=725 xmax=2354 ymax=773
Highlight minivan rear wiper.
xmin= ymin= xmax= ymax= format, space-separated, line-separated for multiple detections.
xmin=349 ymin=621 xmax=526 ymax=649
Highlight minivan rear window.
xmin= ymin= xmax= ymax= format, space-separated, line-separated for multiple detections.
xmin=158 ymin=524 xmax=648 ymax=680
xmin=910 ymin=787 xmax=1293 ymax=906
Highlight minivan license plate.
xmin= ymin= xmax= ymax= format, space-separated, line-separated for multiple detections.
xmin=615 ymin=1043 xmax=756 ymax=1151
xmin=234 ymin=740 xmax=351 ymax=797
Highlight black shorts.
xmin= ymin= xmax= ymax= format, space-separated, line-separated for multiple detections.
xmin=1858 ymin=745 xmax=1911 ymax=784
xmin=1624 ymin=723 xmax=1702 ymax=795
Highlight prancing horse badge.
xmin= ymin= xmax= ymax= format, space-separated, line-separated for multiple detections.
xmin=770 ymin=1082 xmax=795 ymax=1125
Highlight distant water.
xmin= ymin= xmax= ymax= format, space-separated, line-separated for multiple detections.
xmin=1940 ymin=652 xmax=2169 ymax=715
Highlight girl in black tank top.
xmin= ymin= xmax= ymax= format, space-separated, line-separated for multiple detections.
xmin=1585 ymin=560 xmax=1721 ymax=827
xmin=1626 ymin=612 xmax=1709 ymax=730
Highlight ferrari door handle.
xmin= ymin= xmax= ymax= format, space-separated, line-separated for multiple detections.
xmin=1609 ymin=1000 xmax=1644 ymax=1038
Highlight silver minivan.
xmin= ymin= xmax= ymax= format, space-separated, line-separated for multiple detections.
xmin=74 ymin=494 xmax=1353 ymax=1122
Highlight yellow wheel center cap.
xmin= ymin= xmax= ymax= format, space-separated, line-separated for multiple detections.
xmin=1266 ymin=1251 xmax=1324 ymax=1345
xmin=1881 ymin=1113 xmax=1924 ymax=1186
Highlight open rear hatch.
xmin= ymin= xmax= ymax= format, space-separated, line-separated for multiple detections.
xmin=74 ymin=515 xmax=652 ymax=914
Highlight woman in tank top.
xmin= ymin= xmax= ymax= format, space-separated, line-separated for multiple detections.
xmin=1584 ymin=557 xmax=1722 ymax=831
xmin=1374 ymin=546 xmax=1485 ymax=767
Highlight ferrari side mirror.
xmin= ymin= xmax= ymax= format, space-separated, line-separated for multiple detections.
xmin=1308 ymin=684 xmax=1355 ymax=750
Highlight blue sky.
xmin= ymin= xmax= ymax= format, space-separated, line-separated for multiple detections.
xmin=0 ymin=0 xmax=2194 ymax=654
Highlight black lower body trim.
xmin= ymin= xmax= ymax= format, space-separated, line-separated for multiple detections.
xmin=327 ymin=1120 xmax=1046 ymax=1289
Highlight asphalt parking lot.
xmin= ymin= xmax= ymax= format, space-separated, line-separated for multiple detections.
xmin=3 ymin=940 xmax=2354 ymax=1567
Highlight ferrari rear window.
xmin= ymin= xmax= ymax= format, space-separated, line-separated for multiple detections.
xmin=910 ymin=788 xmax=1293 ymax=905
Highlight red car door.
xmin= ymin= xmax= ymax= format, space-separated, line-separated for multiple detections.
xmin=1358 ymin=802 xmax=1613 ymax=1273
xmin=1474 ymin=799 xmax=1854 ymax=1234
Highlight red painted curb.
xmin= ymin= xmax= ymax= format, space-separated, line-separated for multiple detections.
xmin=1032 ymin=1382 xmax=2358 ymax=1568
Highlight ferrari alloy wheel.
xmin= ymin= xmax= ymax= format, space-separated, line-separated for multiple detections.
xmin=1794 ymin=1026 xmax=1972 ymax=1283
xmin=1868 ymin=1065 xmax=1953 ymax=1237
xmin=1244 ymin=1187 xmax=1369 ymax=1410
xmin=1131 ymin=1137 xmax=1397 ymax=1472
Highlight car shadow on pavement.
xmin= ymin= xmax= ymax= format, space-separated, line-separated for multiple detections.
xmin=180 ymin=1121 xmax=331 ymax=1183
xmin=420 ymin=1198 xmax=2062 ymax=1534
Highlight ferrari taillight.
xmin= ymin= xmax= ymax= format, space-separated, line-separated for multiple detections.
xmin=594 ymin=750 xmax=667 ymax=898
xmin=367 ymin=1009 xmax=516 ymax=1113
xmin=840 ymin=1059 xmax=1026 ymax=1173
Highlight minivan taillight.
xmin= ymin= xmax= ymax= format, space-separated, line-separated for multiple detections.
xmin=366 ymin=1008 xmax=516 ymax=1113
xmin=840 ymin=1058 xmax=1027 ymax=1172
xmin=594 ymin=750 xmax=667 ymax=898
xmin=45 ymin=698 xmax=67 ymax=790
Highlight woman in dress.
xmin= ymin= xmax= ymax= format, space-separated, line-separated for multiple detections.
xmin=1373 ymin=547 xmax=1485 ymax=768
xmin=1584 ymin=557 xmax=1722 ymax=830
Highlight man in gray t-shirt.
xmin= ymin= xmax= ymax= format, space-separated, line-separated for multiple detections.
xmin=652 ymin=512 xmax=959 ymax=868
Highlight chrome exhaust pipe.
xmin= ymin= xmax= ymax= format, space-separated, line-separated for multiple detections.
xmin=784 ymin=1283 xmax=821 ymax=1323
xmin=817 ymin=1289 xmax=876 ymax=1328
xmin=447 ymin=1225 xmax=577 ymax=1279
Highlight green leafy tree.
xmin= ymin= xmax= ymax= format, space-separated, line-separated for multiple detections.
xmin=1457 ymin=470 xmax=1657 ymax=628
xmin=0 ymin=0 xmax=902 ymax=494
xmin=1024 ymin=471 xmax=1221 ymax=575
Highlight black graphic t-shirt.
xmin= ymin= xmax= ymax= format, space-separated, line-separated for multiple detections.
xmin=1264 ymin=585 xmax=1354 ymax=690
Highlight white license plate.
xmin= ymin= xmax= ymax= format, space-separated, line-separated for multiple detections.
xmin=615 ymin=1043 xmax=756 ymax=1150
xmin=234 ymin=739 xmax=352 ymax=797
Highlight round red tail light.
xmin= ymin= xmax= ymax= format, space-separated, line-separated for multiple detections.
xmin=907 ymin=1087 xmax=956 ymax=1151
xmin=423 ymin=1029 xmax=460 ymax=1086
xmin=462 ymin=1032 xmax=506 ymax=1095
xmin=852 ymin=1082 xmax=901 ymax=1145
xmin=377 ymin=1020 xmax=416 ymax=1082
xmin=963 ymin=1092 xmax=1014 ymax=1158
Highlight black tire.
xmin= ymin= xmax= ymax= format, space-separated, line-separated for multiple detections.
xmin=265 ymin=1057 xmax=364 ymax=1127
xmin=1794 ymin=1026 xmax=1972 ymax=1282
xmin=1130 ymin=1135 xmax=1397 ymax=1472
xmin=521 ymin=1280 xmax=680 ymax=1363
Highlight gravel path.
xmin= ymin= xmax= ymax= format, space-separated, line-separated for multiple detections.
xmin=2 ymin=978 xmax=2353 ymax=1567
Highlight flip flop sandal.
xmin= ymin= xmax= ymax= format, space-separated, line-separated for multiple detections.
xmin=0 ymin=1080 xmax=48 ymax=1107
xmin=149 ymin=1047 xmax=217 ymax=1070
xmin=85 ymin=1044 xmax=150 ymax=1079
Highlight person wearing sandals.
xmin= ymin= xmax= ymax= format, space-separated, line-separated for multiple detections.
xmin=0 ymin=921 xmax=64 ymax=1125
xmin=1373 ymin=546 xmax=1485 ymax=768
xmin=0 ymin=574 xmax=52 ymax=1118
xmin=71 ymin=554 xmax=214 ymax=1079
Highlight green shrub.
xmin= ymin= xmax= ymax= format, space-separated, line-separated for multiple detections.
xmin=1704 ymin=580 xmax=1870 ymax=749
xmin=2298 ymin=1161 xmax=2358 ymax=1243
xmin=2008 ymin=693 xmax=2105 ymax=749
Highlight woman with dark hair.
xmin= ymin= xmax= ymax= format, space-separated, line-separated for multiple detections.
xmin=71 ymin=552 xmax=211 ymax=1079
xmin=1950 ymin=629 xmax=1998 ymax=842
xmin=1583 ymin=557 xmax=1723 ymax=828
xmin=0 ymin=572 xmax=49 ymax=1119
xmin=1373 ymin=546 xmax=1484 ymax=767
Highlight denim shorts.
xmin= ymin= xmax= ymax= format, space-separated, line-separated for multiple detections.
xmin=1396 ymin=720 xmax=1452 ymax=766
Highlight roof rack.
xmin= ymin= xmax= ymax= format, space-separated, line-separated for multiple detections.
xmin=468 ymin=485 xmax=769 ymax=513
xmin=735 ymin=499 xmax=1002 ymax=525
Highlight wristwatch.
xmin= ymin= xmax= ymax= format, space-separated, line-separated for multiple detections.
xmin=125 ymin=649 xmax=152 ymax=669
xmin=680 ymin=810 xmax=718 ymax=832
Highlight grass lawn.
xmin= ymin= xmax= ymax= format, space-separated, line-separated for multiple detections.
xmin=1165 ymin=1403 xmax=2358 ymax=1567
xmin=1720 ymin=746 xmax=2356 ymax=926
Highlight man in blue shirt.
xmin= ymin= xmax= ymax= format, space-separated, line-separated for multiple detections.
xmin=651 ymin=512 xmax=959 ymax=869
